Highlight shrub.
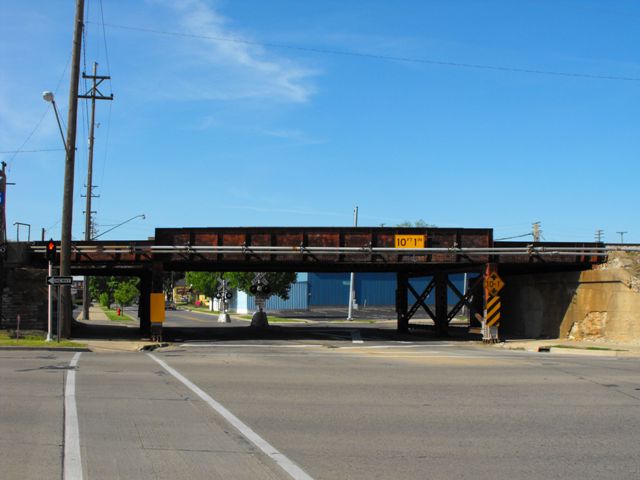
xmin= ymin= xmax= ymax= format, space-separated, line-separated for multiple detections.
xmin=99 ymin=292 xmax=110 ymax=309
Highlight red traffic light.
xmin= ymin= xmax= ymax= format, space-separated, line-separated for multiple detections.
xmin=45 ymin=239 xmax=56 ymax=261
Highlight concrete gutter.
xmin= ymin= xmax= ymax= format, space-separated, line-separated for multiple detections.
xmin=496 ymin=339 xmax=640 ymax=357
xmin=0 ymin=345 xmax=91 ymax=352
xmin=82 ymin=340 xmax=162 ymax=353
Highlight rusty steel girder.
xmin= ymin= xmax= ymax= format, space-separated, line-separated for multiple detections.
xmin=154 ymin=227 xmax=493 ymax=273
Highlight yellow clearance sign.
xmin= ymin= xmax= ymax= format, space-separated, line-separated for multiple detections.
xmin=394 ymin=235 xmax=425 ymax=249
xmin=484 ymin=272 xmax=505 ymax=296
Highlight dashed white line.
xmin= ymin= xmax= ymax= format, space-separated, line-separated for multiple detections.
xmin=147 ymin=353 xmax=314 ymax=480
xmin=64 ymin=352 xmax=83 ymax=480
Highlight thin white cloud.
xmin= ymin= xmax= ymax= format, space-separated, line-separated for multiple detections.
xmin=258 ymin=128 xmax=327 ymax=145
xmin=150 ymin=0 xmax=317 ymax=103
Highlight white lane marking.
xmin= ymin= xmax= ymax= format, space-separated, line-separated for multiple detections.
xmin=64 ymin=352 xmax=83 ymax=480
xmin=147 ymin=353 xmax=314 ymax=480
xmin=339 ymin=344 xmax=453 ymax=350
xmin=351 ymin=331 xmax=364 ymax=344
xmin=182 ymin=343 xmax=318 ymax=348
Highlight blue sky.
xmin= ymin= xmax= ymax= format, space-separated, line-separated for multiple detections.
xmin=1 ymin=0 xmax=638 ymax=243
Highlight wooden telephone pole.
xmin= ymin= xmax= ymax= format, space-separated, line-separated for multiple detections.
xmin=0 ymin=162 xmax=7 ymax=244
xmin=59 ymin=0 xmax=85 ymax=337
xmin=78 ymin=62 xmax=113 ymax=321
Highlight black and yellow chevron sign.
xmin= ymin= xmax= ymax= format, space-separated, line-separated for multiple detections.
xmin=486 ymin=294 xmax=501 ymax=327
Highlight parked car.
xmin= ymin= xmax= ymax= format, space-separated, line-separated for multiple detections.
xmin=165 ymin=300 xmax=176 ymax=310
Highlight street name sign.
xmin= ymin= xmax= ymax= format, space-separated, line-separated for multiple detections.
xmin=47 ymin=276 xmax=73 ymax=286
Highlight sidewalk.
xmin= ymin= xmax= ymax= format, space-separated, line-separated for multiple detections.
xmin=74 ymin=304 xmax=110 ymax=323
xmin=495 ymin=338 xmax=640 ymax=357
xmin=73 ymin=304 xmax=156 ymax=352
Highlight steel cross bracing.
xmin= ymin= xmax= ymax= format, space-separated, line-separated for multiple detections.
xmin=406 ymin=279 xmax=436 ymax=321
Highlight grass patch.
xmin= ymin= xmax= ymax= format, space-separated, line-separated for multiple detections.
xmin=333 ymin=319 xmax=378 ymax=324
xmin=100 ymin=306 xmax=135 ymax=322
xmin=0 ymin=330 xmax=84 ymax=348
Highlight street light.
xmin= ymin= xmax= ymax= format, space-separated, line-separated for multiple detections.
xmin=91 ymin=214 xmax=146 ymax=240
xmin=42 ymin=91 xmax=68 ymax=153
xmin=13 ymin=222 xmax=31 ymax=242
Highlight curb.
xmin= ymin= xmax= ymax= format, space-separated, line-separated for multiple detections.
xmin=495 ymin=343 xmax=640 ymax=358
xmin=0 ymin=346 xmax=91 ymax=352
xmin=547 ymin=347 xmax=633 ymax=357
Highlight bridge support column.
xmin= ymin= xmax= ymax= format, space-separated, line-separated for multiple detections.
xmin=434 ymin=271 xmax=449 ymax=337
xmin=150 ymin=263 xmax=164 ymax=341
xmin=139 ymin=272 xmax=151 ymax=337
xmin=396 ymin=272 xmax=409 ymax=332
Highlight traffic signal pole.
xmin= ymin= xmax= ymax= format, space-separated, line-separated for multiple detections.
xmin=46 ymin=260 xmax=53 ymax=342
xmin=45 ymin=239 xmax=57 ymax=342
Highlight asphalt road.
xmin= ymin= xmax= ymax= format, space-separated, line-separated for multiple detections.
xmin=2 ymin=338 xmax=639 ymax=479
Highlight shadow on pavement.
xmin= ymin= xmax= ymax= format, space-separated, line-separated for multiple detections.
xmin=72 ymin=319 xmax=480 ymax=343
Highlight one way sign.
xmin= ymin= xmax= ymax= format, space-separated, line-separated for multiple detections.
xmin=47 ymin=276 xmax=73 ymax=286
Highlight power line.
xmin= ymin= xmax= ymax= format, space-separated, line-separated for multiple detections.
xmin=89 ymin=21 xmax=640 ymax=83
xmin=0 ymin=148 xmax=65 ymax=154
xmin=99 ymin=0 xmax=112 ymax=75
xmin=495 ymin=233 xmax=534 ymax=241
xmin=6 ymin=54 xmax=72 ymax=172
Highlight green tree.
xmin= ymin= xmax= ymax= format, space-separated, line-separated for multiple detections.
xmin=397 ymin=219 xmax=435 ymax=227
xmin=114 ymin=282 xmax=138 ymax=309
xmin=226 ymin=272 xmax=297 ymax=300
xmin=89 ymin=276 xmax=139 ymax=306
xmin=185 ymin=272 xmax=222 ymax=298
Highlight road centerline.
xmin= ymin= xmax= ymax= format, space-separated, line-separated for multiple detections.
xmin=64 ymin=352 xmax=83 ymax=480
xmin=147 ymin=353 xmax=314 ymax=480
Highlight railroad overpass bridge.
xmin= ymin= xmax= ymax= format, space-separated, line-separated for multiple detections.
xmin=4 ymin=226 xmax=607 ymax=339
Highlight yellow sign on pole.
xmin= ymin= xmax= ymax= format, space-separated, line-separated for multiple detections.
xmin=150 ymin=293 xmax=165 ymax=324
xmin=484 ymin=272 xmax=504 ymax=296
xmin=394 ymin=235 xmax=425 ymax=249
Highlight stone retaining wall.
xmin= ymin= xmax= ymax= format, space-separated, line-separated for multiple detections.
xmin=1 ymin=266 xmax=49 ymax=330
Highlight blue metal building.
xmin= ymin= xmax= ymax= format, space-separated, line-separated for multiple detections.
xmin=235 ymin=272 xmax=476 ymax=312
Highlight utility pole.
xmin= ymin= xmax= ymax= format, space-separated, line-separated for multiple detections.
xmin=616 ymin=231 xmax=628 ymax=243
xmin=595 ymin=229 xmax=604 ymax=243
xmin=59 ymin=0 xmax=85 ymax=338
xmin=0 ymin=162 xmax=8 ymax=243
xmin=78 ymin=61 xmax=112 ymax=321
xmin=347 ymin=206 xmax=358 ymax=320
xmin=532 ymin=222 xmax=541 ymax=242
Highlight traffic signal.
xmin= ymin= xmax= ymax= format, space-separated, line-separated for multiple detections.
xmin=45 ymin=239 xmax=56 ymax=262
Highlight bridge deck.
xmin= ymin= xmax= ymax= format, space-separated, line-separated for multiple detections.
xmin=23 ymin=227 xmax=604 ymax=274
